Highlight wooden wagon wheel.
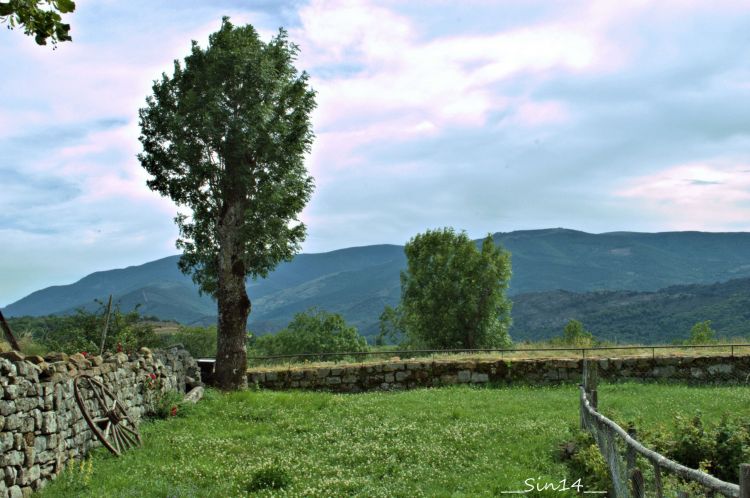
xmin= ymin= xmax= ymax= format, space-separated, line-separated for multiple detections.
xmin=74 ymin=374 xmax=142 ymax=456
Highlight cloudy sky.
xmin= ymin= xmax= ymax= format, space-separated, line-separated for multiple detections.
xmin=2 ymin=0 xmax=750 ymax=305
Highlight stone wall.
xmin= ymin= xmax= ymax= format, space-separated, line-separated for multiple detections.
xmin=248 ymin=354 xmax=750 ymax=393
xmin=0 ymin=346 xmax=200 ymax=498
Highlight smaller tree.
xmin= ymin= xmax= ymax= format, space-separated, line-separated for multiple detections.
xmin=560 ymin=319 xmax=594 ymax=347
xmin=688 ymin=320 xmax=716 ymax=345
xmin=253 ymin=308 xmax=368 ymax=360
xmin=0 ymin=0 xmax=75 ymax=46
xmin=399 ymin=228 xmax=512 ymax=349
xmin=35 ymin=299 xmax=158 ymax=354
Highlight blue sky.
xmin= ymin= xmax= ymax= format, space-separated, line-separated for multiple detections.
xmin=2 ymin=0 xmax=750 ymax=305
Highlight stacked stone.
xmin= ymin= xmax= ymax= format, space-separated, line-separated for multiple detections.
xmin=0 ymin=347 xmax=199 ymax=498
xmin=248 ymin=354 xmax=750 ymax=393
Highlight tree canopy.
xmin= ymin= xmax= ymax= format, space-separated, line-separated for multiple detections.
xmin=138 ymin=18 xmax=315 ymax=389
xmin=688 ymin=320 xmax=716 ymax=345
xmin=253 ymin=308 xmax=367 ymax=360
xmin=559 ymin=318 xmax=594 ymax=347
xmin=397 ymin=228 xmax=512 ymax=349
xmin=0 ymin=0 xmax=75 ymax=46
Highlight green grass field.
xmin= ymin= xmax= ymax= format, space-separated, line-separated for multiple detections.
xmin=38 ymin=383 xmax=750 ymax=497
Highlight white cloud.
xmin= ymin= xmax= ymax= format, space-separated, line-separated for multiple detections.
xmin=616 ymin=162 xmax=750 ymax=230
xmin=3 ymin=0 xmax=750 ymax=303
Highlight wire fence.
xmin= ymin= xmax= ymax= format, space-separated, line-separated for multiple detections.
xmin=237 ymin=343 xmax=750 ymax=368
xmin=579 ymin=360 xmax=750 ymax=497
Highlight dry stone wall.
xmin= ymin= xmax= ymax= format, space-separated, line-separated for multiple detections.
xmin=0 ymin=346 xmax=200 ymax=498
xmin=248 ymin=354 xmax=750 ymax=393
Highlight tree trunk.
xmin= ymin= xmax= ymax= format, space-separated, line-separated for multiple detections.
xmin=214 ymin=200 xmax=250 ymax=390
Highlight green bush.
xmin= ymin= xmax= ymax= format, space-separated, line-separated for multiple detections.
xmin=143 ymin=373 xmax=185 ymax=419
xmin=557 ymin=319 xmax=594 ymax=347
xmin=252 ymin=308 xmax=368 ymax=360
xmin=247 ymin=463 xmax=291 ymax=491
xmin=565 ymin=412 xmax=750 ymax=490
xmin=687 ymin=320 xmax=716 ymax=345
xmin=16 ymin=300 xmax=159 ymax=355
xmin=666 ymin=412 xmax=750 ymax=481
xmin=559 ymin=427 xmax=611 ymax=493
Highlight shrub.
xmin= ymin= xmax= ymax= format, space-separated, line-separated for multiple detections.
xmin=687 ymin=320 xmax=716 ymax=345
xmin=252 ymin=308 xmax=368 ymax=360
xmin=666 ymin=412 xmax=750 ymax=481
xmin=143 ymin=373 xmax=185 ymax=419
xmin=30 ymin=300 xmax=159 ymax=354
xmin=247 ymin=463 xmax=291 ymax=491
xmin=559 ymin=427 xmax=611 ymax=493
xmin=556 ymin=319 xmax=594 ymax=347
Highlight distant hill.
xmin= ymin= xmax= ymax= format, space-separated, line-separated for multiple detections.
xmin=5 ymin=228 xmax=750 ymax=341
xmin=511 ymin=277 xmax=750 ymax=344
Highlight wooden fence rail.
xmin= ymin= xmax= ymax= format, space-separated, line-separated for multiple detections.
xmin=580 ymin=360 xmax=749 ymax=497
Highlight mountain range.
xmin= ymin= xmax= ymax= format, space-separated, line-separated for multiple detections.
xmin=5 ymin=228 xmax=750 ymax=343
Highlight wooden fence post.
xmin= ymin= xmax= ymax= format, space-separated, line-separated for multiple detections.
xmin=740 ymin=463 xmax=750 ymax=498
xmin=99 ymin=294 xmax=113 ymax=355
xmin=653 ymin=463 xmax=663 ymax=498
xmin=0 ymin=309 xmax=21 ymax=352
xmin=626 ymin=425 xmax=637 ymax=472
xmin=630 ymin=468 xmax=645 ymax=498
xmin=583 ymin=359 xmax=598 ymax=410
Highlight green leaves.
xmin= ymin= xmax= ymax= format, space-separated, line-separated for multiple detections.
xmin=138 ymin=18 xmax=315 ymax=296
xmin=55 ymin=0 xmax=74 ymax=14
xmin=560 ymin=319 xmax=594 ymax=347
xmin=398 ymin=228 xmax=513 ymax=349
xmin=0 ymin=0 xmax=76 ymax=46
xmin=253 ymin=308 xmax=368 ymax=359
xmin=688 ymin=320 xmax=716 ymax=344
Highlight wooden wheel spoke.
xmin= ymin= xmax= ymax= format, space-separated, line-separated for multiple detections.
xmin=116 ymin=425 xmax=135 ymax=450
xmin=117 ymin=425 xmax=138 ymax=447
xmin=111 ymin=425 xmax=122 ymax=448
xmin=74 ymin=374 xmax=141 ymax=457
xmin=110 ymin=425 xmax=121 ymax=453
xmin=91 ymin=382 xmax=110 ymax=412
xmin=119 ymin=423 xmax=139 ymax=438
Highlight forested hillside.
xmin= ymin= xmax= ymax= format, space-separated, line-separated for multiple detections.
xmin=512 ymin=277 xmax=750 ymax=343
xmin=5 ymin=229 xmax=750 ymax=341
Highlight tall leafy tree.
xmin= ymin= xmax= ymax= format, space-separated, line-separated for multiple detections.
xmin=0 ymin=0 xmax=75 ymax=46
xmin=399 ymin=228 xmax=512 ymax=349
xmin=138 ymin=18 xmax=315 ymax=389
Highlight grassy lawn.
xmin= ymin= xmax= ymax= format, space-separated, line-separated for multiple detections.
xmin=39 ymin=383 xmax=750 ymax=497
